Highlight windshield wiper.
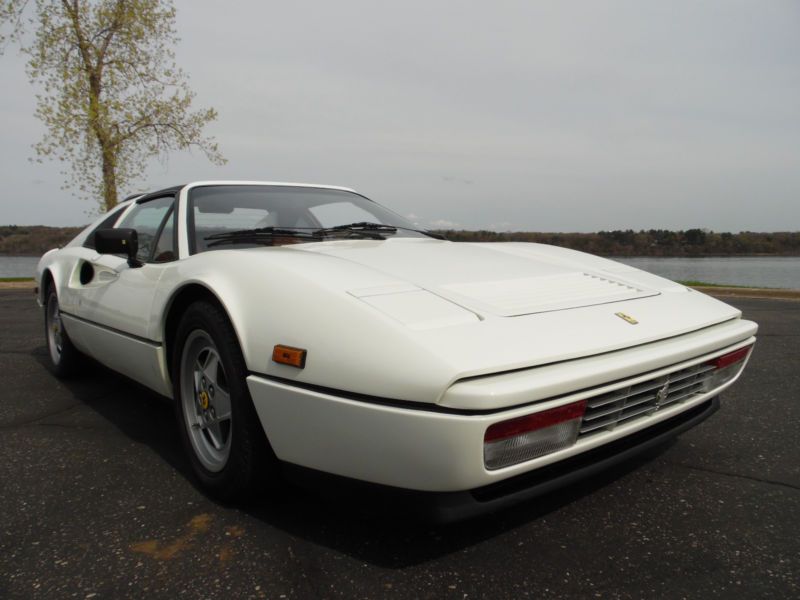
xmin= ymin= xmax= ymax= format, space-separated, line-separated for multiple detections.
xmin=204 ymin=227 xmax=321 ymax=248
xmin=324 ymin=222 xmax=447 ymax=240
xmin=314 ymin=221 xmax=398 ymax=239
xmin=205 ymin=222 xmax=446 ymax=247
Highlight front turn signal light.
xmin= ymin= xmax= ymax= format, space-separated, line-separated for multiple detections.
xmin=272 ymin=345 xmax=307 ymax=368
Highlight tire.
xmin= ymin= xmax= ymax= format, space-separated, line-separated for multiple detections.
xmin=172 ymin=300 xmax=278 ymax=500
xmin=44 ymin=285 xmax=83 ymax=377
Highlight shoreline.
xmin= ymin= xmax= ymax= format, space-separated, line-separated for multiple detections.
xmin=687 ymin=285 xmax=800 ymax=300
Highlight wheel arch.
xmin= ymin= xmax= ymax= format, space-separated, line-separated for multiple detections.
xmin=40 ymin=268 xmax=55 ymax=303
xmin=38 ymin=259 xmax=71 ymax=307
xmin=162 ymin=283 xmax=246 ymax=381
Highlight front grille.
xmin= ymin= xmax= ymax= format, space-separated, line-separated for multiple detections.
xmin=579 ymin=362 xmax=716 ymax=437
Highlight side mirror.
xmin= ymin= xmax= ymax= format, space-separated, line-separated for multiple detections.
xmin=95 ymin=228 xmax=142 ymax=268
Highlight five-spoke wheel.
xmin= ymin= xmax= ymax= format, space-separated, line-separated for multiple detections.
xmin=173 ymin=300 xmax=276 ymax=499
xmin=180 ymin=331 xmax=233 ymax=472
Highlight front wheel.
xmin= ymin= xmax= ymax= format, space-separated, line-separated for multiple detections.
xmin=173 ymin=301 xmax=277 ymax=500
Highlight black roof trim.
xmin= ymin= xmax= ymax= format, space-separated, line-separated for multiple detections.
xmin=134 ymin=184 xmax=185 ymax=204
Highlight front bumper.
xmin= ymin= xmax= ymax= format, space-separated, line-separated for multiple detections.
xmin=281 ymin=397 xmax=719 ymax=522
xmin=246 ymin=340 xmax=746 ymax=493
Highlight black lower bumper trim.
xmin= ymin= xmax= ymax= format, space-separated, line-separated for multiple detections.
xmin=281 ymin=397 xmax=719 ymax=523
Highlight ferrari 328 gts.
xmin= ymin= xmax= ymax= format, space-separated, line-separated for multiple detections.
xmin=36 ymin=181 xmax=757 ymax=520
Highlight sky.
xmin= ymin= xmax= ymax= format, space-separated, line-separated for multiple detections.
xmin=1 ymin=0 xmax=799 ymax=232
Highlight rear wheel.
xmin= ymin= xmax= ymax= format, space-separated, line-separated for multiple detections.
xmin=44 ymin=286 xmax=83 ymax=377
xmin=173 ymin=301 xmax=277 ymax=500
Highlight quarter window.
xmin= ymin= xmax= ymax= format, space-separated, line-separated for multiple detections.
xmin=152 ymin=208 xmax=176 ymax=263
xmin=83 ymin=204 xmax=128 ymax=249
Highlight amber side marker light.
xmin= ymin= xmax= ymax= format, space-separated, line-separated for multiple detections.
xmin=272 ymin=345 xmax=307 ymax=368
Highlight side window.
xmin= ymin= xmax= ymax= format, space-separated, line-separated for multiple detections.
xmin=83 ymin=205 xmax=127 ymax=249
xmin=152 ymin=209 xmax=176 ymax=263
xmin=117 ymin=196 xmax=174 ymax=263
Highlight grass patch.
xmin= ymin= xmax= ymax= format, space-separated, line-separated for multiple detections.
xmin=0 ymin=277 xmax=34 ymax=282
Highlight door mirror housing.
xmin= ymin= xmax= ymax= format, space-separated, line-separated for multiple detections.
xmin=94 ymin=228 xmax=143 ymax=268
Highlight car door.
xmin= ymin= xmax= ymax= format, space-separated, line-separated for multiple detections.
xmin=68 ymin=196 xmax=177 ymax=392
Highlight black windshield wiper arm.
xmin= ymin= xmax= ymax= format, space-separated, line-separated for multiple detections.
xmin=205 ymin=223 xmax=445 ymax=246
xmin=204 ymin=227 xmax=321 ymax=248
xmin=312 ymin=222 xmax=448 ymax=240
xmin=314 ymin=221 xmax=398 ymax=239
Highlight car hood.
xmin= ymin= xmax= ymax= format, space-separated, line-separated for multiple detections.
xmin=296 ymin=238 xmax=669 ymax=317
xmin=195 ymin=239 xmax=744 ymax=404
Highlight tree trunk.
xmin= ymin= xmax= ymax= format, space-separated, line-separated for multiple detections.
xmin=101 ymin=145 xmax=118 ymax=211
xmin=86 ymin=70 xmax=117 ymax=212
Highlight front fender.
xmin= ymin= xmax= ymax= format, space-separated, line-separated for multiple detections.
xmin=151 ymin=249 xmax=460 ymax=404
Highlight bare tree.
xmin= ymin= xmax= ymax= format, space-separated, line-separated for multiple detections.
xmin=1 ymin=0 xmax=225 ymax=211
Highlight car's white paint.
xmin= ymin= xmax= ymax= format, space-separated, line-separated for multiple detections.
xmin=61 ymin=313 xmax=171 ymax=395
xmin=37 ymin=181 xmax=758 ymax=492
xmin=306 ymin=237 xmax=664 ymax=316
xmin=151 ymin=241 xmax=745 ymax=403
xmin=440 ymin=317 xmax=756 ymax=410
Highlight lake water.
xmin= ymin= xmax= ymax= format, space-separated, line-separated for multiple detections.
xmin=1 ymin=254 xmax=798 ymax=289
xmin=616 ymin=256 xmax=799 ymax=290
xmin=0 ymin=256 xmax=40 ymax=278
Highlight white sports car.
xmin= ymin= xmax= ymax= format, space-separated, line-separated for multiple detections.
xmin=37 ymin=181 xmax=757 ymax=520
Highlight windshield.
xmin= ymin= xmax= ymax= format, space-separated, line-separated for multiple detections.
xmin=189 ymin=185 xmax=426 ymax=253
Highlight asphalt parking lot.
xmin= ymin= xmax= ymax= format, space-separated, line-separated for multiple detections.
xmin=1 ymin=289 xmax=798 ymax=599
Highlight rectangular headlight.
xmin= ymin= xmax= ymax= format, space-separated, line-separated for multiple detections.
xmin=702 ymin=345 xmax=753 ymax=391
xmin=484 ymin=400 xmax=587 ymax=470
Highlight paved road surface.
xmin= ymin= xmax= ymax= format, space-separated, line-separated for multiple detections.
xmin=1 ymin=290 xmax=798 ymax=599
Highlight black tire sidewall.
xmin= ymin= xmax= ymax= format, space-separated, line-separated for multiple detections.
xmin=172 ymin=301 xmax=273 ymax=499
xmin=45 ymin=287 xmax=82 ymax=378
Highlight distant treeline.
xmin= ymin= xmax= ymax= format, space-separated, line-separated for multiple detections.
xmin=2 ymin=225 xmax=799 ymax=257
xmin=435 ymin=229 xmax=800 ymax=257
xmin=0 ymin=225 xmax=83 ymax=256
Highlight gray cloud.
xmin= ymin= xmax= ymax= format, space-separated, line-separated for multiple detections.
xmin=0 ymin=0 xmax=798 ymax=231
